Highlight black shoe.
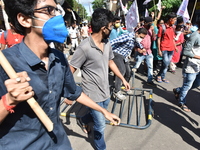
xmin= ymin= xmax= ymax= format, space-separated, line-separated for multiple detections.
xmin=147 ymin=81 xmax=157 ymax=87
xmin=77 ymin=118 xmax=88 ymax=134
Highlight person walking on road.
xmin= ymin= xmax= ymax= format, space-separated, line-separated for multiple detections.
xmin=133 ymin=17 xmax=157 ymax=87
xmin=110 ymin=28 xmax=147 ymax=100
xmin=0 ymin=1 xmax=120 ymax=149
xmin=156 ymin=12 xmax=177 ymax=83
xmin=173 ymin=22 xmax=200 ymax=112
xmin=69 ymin=8 xmax=130 ymax=150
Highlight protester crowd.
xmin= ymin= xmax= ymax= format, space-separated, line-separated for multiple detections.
xmin=0 ymin=0 xmax=199 ymax=150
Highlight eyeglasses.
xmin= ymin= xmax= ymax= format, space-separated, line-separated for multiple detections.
xmin=34 ymin=6 xmax=62 ymax=16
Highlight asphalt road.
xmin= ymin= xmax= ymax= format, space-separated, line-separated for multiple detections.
xmin=60 ymin=52 xmax=200 ymax=150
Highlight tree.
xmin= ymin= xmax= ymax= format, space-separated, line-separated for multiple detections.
xmin=92 ymin=0 xmax=105 ymax=10
xmin=67 ymin=0 xmax=88 ymax=20
xmin=148 ymin=0 xmax=182 ymax=16
xmin=127 ymin=0 xmax=182 ymax=17
xmin=66 ymin=0 xmax=74 ymax=8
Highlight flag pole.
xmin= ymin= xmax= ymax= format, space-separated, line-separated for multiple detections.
xmin=191 ymin=0 xmax=197 ymax=22
xmin=153 ymin=0 xmax=156 ymax=19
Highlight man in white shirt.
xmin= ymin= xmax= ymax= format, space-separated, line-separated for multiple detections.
xmin=69 ymin=22 xmax=79 ymax=51
xmin=81 ymin=23 xmax=89 ymax=40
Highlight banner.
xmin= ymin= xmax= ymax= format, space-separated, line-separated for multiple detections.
xmin=119 ymin=0 xmax=128 ymax=14
xmin=145 ymin=9 xmax=149 ymax=17
xmin=125 ymin=0 xmax=139 ymax=32
xmin=156 ymin=0 xmax=162 ymax=11
xmin=143 ymin=0 xmax=152 ymax=5
xmin=89 ymin=3 xmax=93 ymax=16
xmin=177 ymin=0 xmax=190 ymax=22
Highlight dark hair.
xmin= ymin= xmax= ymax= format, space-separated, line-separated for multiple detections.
xmin=176 ymin=24 xmax=184 ymax=29
xmin=177 ymin=16 xmax=184 ymax=25
xmin=91 ymin=8 xmax=114 ymax=33
xmin=113 ymin=16 xmax=121 ymax=22
xmin=196 ymin=21 xmax=200 ymax=29
xmin=165 ymin=12 xmax=177 ymax=22
xmin=71 ymin=22 xmax=76 ymax=25
xmin=4 ymin=0 xmax=38 ymax=35
xmin=157 ymin=19 xmax=164 ymax=24
xmin=144 ymin=17 xmax=153 ymax=23
xmin=140 ymin=16 xmax=145 ymax=22
xmin=136 ymin=28 xmax=148 ymax=35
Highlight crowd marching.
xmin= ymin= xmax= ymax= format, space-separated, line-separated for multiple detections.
xmin=0 ymin=0 xmax=199 ymax=150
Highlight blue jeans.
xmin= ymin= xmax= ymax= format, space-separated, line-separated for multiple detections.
xmin=157 ymin=51 xmax=174 ymax=79
xmin=81 ymin=98 xmax=110 ymax=150
xmin=134 ymin=53 xmax=154 ymax=82
xmin=175 ymin=72 xmax=200 ymax=104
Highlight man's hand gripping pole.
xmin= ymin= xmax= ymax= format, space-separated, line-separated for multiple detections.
xmin=0 ymin=51 xmax=53 ymax=132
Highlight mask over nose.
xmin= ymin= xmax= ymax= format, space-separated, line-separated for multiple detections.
xmin=115 ymin=23 xmax=120 ymax=28
xmin=32 ymin=15 xmax=68 ymax=43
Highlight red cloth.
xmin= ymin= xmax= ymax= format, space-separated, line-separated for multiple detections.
xmin=171 ymin=33 xmax=184 ymax=63
xmin=157 ymin=24 xmax=176 ymax=51
xmin=0 ymin=29 xmax=24 ymax=48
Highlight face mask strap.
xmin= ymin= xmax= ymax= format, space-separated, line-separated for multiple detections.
xmin=31 ymin=16 xmax=47 ymax=22
xmin=31 ymin=16 xmax=47 ymax=29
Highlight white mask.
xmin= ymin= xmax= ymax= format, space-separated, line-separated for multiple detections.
xmin=136 ymin=37 xmax=143 ymax=43
xmin=176 ymin=31 xmax=181 ymax=34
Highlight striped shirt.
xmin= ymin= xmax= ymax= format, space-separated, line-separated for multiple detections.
xmin=110 ymin=32 xmax=143 ymax=61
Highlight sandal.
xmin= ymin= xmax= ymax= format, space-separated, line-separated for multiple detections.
xmin=156 ymin=76 xmax=162 ymax=83
xmin=173 ymin=88 xmax=179 ymax=100
xmin=162 ymin=79 xmax=169 ymax=83
xmin=179 ymin=104 xmax=191 ymax=112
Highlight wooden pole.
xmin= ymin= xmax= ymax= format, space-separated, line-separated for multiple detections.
xmin=153 ymin=0 xmax=157 ymax=19
xmin=191 ymin=0 xmax=198 ymax=22
xmin=0 ymin=51 xmax=53 ymax=132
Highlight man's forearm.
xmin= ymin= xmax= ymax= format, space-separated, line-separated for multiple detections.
xmin=157 ymin=37 xmax=161 ymax=52
xmin=76 ymin=92 xmax=107 ymax=115
xmin=0 ymin=96 xmax=10 ymax=124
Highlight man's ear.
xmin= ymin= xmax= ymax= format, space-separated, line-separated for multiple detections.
xmin=17 ymin=13 xmax=32 ymax=28
xmin=101 ymin=26 xmax=106 ymax=32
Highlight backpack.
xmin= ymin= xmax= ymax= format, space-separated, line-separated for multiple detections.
xmin=3 ymin=30 xmax=8 ymax=41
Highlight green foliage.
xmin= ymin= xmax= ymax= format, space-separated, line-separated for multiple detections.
xmin=126 ymin=0 xmax=182 ymax=17
xmin=92 ymin=0 xmax=105 ymax=10
xmin=67 ymin=0 xmax=88 ymax=19
xmin=66 ymin=0 xmax=74 ymax=8
xmin=148 ymin=0 xmax=182 ymax=16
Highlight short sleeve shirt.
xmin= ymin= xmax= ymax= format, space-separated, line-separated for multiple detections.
xmin=0 ymin=29 xmax=24 ymax=48
xmin=70 ymin=36 xmax=114 ymax=102
xmin=81 ymin=26 xmax=89 ymax=37
xmin=0 ymin=41 xmax=82 ymax=149
xmin=69 ymin=27 xmax=78 ymax=38
xmin=157 ymin=24 xmax=176 ymax=51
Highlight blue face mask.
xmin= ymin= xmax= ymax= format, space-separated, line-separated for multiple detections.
xmin=32 ymin=15 xmax=68 ymax=43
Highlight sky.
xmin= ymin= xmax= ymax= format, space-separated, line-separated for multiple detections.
xmin=78 ymin=0 xmax=94 ymax=16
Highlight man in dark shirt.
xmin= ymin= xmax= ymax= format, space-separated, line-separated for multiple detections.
xmin=0 ymin=0 xmax=120 ymax=149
